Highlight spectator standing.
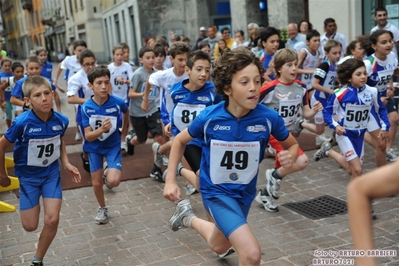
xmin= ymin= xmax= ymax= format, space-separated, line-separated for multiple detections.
xmin=202 ymin=26 xmax=221 ymax=63
xmin=285 ymin=23 xmax=306 ymax=53
xmin=194 ymin=27 xmax=207 ymax=50
xmin=319 ymin=18 xmax=348 ymax=59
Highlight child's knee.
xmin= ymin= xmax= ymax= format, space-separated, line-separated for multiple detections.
xmin=44 ymin=215 xmax=60 ymax=228
xmin=296 ymin=154 xmax=308 ymax=170
xmin=22 ymin=221 xmax=39 ymax=232
xmin=240 ymin=247 xmax=261 ymax=265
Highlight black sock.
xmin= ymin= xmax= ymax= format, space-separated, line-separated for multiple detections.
xmin=272 ymin=169 xmax=283 ymax=180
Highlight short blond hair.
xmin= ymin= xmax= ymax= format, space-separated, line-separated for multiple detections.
xmin=273 ymin=48 xmax=298 ymax=78
xmin=22 ymin=76 xmax=51 ymax=98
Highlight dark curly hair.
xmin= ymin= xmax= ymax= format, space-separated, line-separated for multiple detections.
xmin=212 ymin=47 xmax=265 ymax=100
xmin=337 ymin=58 xmax=365 ymax=86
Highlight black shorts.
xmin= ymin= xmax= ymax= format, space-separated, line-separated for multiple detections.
xmin=184 ymin=144 xmax=202 ymax=173
xmin=386 ymin=98 xmax=397 ymax=114
xmin=130 ymin=111 xmax=163 ymax=143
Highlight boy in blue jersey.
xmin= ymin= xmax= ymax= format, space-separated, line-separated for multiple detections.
xmin=164 ymin=48 xmax=299 ymax=265
xmin=37 ymin=47 xmax=65 ymax=112
xmin=0 ymin=76 xmax=81 ymax=266
xmin=81 ymin=66 xmax=128 ymax=225
xmin=0 ymin=58 xmax=15 ymax=127
xmin=10 ymin=57 xmax=56 ymax=116
xmin=168 ymin=50 xmax=222 ymax=195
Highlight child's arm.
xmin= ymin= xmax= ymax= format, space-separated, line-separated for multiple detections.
xmin=84 ymin=117 xmax=112 ymax=142
xmin=302 ymin=100 xmax=323 ymax=120
xmin=372 ymin=89 xmax=391 ymax=142
xmin=128 ymin=87 xmax=144 ymax=99
xmin=10 ymin=96 xmax=25 ymax=107
xmin=312 ymin=76 xmax=333 ymax=94
xmin=141 ymin=77 xmax=152 ymax=112
xmin=347 ymin=160 xmax=399 ymax=266
xmin=164 ymin=128 xmax=194 ymax=202
xmin=0 ymin=136 xmax=13 ymax=187
xmin=296 ymin=49 xmax=315 ymax=74
xmin=53 ymin=63 xmax=63 ymax=86
xmin=59 ymin=138 xmax=81 ymax=183
xmin=277 ymin=134 xmax=299 ymax=169
xmin=311 ymin=62 xmax=334 ymax=94
xmin=67 ymin=95 xmax=87 ymax=105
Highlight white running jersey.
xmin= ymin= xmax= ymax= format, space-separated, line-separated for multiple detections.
xmin=108 ymin=62 xmax=134 ymax=103
xmin=298 ymin=48 xmax=320 ymax=90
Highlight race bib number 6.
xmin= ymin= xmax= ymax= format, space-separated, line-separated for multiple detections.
xmin=209 ymin=140 xmax=260 ymax=185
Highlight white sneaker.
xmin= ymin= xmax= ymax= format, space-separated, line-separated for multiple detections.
xmin=95 ymin=207 xmax=108 ymax=224
xmin=315 ymin=134 xmax=332 ymax=146
xmin=386 ymin=149 xmax=398 ymax=162
xmin=120 ymin=141 xmax=127 ymax=151
xmin=75 ymin=132 xmax=82 ymax=141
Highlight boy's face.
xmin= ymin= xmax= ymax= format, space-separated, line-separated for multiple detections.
xmin=307 ymin=36 xmax=320 ymax=52
xmin=171 ymin=53 xmax=188 ymax=73
xmin=81 ymin=57 xmax=96 ymax=74
xmin=37 ymin=51 xmax=47 ymax=64
xmin=88 ymin=75 xmax=111 ymax=98
xmin=226 ymin=63 xmax=261 ymax=111
xmin=13 ymin=66 xmax=24 ymax=79
xmin=185 ymin=59 xmax=210 ymax=88
xmin=154 ymin=54 xmax=165 ymax=67
xmin=139 ymin=51 xmax=155 ymax=69
xmin=25 ymin=85 xmax=53 ymax=114
xmin=123 ymin=48 xmax=130 ymax=62
xmin=278 ymin=60 xmax=298 ymax=83
xmin=113 ymin=48 xmax=124 ymax=64
xmin=325 ymin=46 xmax=342 ymax=63
xmin=2 ymin=61 xmax=11 ymax=73
xmin=262 ymin=34 xmax=279 ymax=55
xmin=26 ymin=62 xmax=42 ymax=76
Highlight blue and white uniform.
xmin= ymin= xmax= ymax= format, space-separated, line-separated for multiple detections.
xmin=67 ymin=69 xmax=94 ymax=135
xmin=61 ymin=55 xmax=81 ymax=80
xmin=4 ymin=110 xmax=68 ymax=210
xmin=188 ymin=101 xmax=289 ymax=237
xmin=311 ymin=59 xmax=337 ymax=124
xmin=170 ymin=79 xmax=221 ymax=172
xmin=323 ymin=84 xmax=390 ymax=162
xmin=40 ymin=61 xmax=53 ymax=80
xmin=364 ymin=52 xmax=397 ymax=131
xmin=81 ymin=94 xmax=128 ymax=172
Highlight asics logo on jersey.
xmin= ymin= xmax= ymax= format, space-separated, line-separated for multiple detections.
xmin=86 ymin=109 xmax=96 ymax=113
xmin=105 ymin=108 xmax=118 ymax=113
xmin=29 ymin=128 xmax=42 ymax=133
xmin=52 ymin=125 xmax=63 ymax=131
xmin=213 ymin=125 xmax=231 ymax=131
xmin=175 ymin=95 xmax=185 ymax=99
xmin=197 ymin=96 xmax=210 ymax=102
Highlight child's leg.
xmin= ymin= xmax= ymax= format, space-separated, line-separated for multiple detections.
xmin=386 ymin=108 xmax=399 ymax=151
xmin=5 ymin=101 xmax=12 ymax=128
xmin=89 ymin=153 xmax=107 ymax=207
xmin=347 ymin=160 xmax=399 ymax=266
xmin=35 ymin=198 xmax=62 ymax=259
xmin=228 ymin=224 xmax=261 ymax=266
xmin=104 ymin=148 xmax=123 ymax=188
xmin=53 ymin=90 xmax=61 ymax=112
xmin=368 ymin=129 xmax=387 ymax=167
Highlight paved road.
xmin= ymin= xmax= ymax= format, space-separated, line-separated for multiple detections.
xmin=0 ymin=63 xmax=398 ymax=265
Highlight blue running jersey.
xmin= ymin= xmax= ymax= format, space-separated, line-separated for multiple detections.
xmin=81 ymin=94 xmax=128 ymax=152
xmin=188 ymin=101 xmax=289 ymax=205
xmin=4 ymin=110 xmax=69 ymax=177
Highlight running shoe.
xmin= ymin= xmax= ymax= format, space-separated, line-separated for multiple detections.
xmin=315 ymin=134 xmax=332 ymax=146
xmin=80 ymin=153 xmax=90 ymax=173
xmin=30 ymin=261 xmax=43 ymax=266
xmin=255 ymin=188 xmax=278 ymax=212
xmin=386 ymin=149 xmax=398 ymax=162
xmin=265 ymin=168 xmax=281 ymax=199
xmin=293 ymin=118 xmax=304 ymax=137
xmin=216 ymin=247 xmax=236 ymax=258
xmin=169 ymin=199 xmax=193 ymax=231
xmin=185 ymin=183 xmax=197 ymax=195
xmin=152 ymin=142 xmax=164 ymax=168
xmin=95 ymin=206 xmax=108 ymax=225
xmin=125 ymin=134 xmax=135 ymax=155
xmin=313 ymin=141 xmax=332 ymax=161
xmin=150 ymin=164 xmax=164 ymax=183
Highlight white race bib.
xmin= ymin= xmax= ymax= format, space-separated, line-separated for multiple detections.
xmin=27 ymin=135 xmax=61 ymax=167
xmin=209 ymin=140 xmax=260 ymax=185
xmin=278 ymin=98 xmax=301 ymax=127
xmin=89 ymin=115 xmax=117 ymax=141
xmin=376 ymin=69 xmax=393 ymax=92
xmin=301 ymin=73 xmax=313 ymax=89
xmin=173 ymin=103 xmax=205 ymax=132
xmin=343 ymin=104 xmax=370 ymax=130
xmin=324 ymin=71 xmax=337 ymax=90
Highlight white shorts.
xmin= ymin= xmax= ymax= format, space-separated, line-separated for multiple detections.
xmin=366 ymin=110 xmax=380 ymax=133
xmin=311 ymin=95 xmax=324 ymax=125
xmin=336 ymin=134 xmax=364 ymax=164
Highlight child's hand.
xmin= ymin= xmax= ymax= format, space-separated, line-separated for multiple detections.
xmin=277 ymin=150 xmax=293 ymax=169
xmin=381 ymin=96 xmax=388 ymax=105
xmin=124 ymin=80 xmax=130 ymax=85
xmin=0 ymin=174 xmax=10 ymax=187
xmin=387 ymin=86 xmax=394 ymax=98
xmin=378 ymin=130 xmax=391 ymax=143
xmin=1 ymin=101 xmax=6 ymax=108
xmin=101 ymin=117 xmax=112 ymax=132
xmin=312 ymin=101 xmax=323 ymax=113
xmin=141 ymin=99 xmax=149 ymax=112
xmin=164 ymin=123 xmax=173 ymax=137
xmin=164 ymin=181 xmax=181 ymax=202
xmin=335 ymin=126 xmax=346 ymax=136
xmin=57 ymin=85 xmax=66 ymax=93
xmin=65 ymin=163 xmax=81 ymax=183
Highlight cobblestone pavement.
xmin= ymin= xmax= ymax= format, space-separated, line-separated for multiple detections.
xmin=0 ymin=62 xmax=398 ymax=265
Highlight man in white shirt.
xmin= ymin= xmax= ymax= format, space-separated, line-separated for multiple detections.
xmin=285 ymin=23 xmax=306 ymax=53
xmin=319 ymin=18 xmax=348 ymax=59
xmin=370 ymin=6 xmax=399 ymax=58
